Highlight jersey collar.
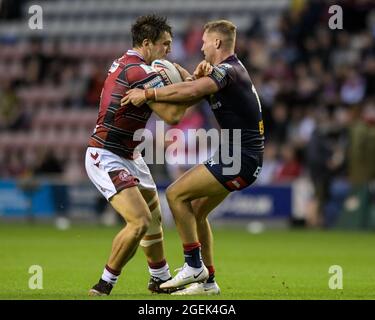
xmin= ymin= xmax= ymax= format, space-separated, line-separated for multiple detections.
xmin=219 ymin=54 xmax=237 ymax=64
xmin=126 ymin=49 xmax=146 ymax=62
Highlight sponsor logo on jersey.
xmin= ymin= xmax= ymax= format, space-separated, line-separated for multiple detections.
xmin=210 ymin=101 xmax=222 ymax=110
xmin=258 ymin=120 xmax=264 ymax=135
xmin=211 ymin=66 xmax=226 ymax=82
xmin=209 ymin=94 xmax=222 ymax=110
xmin=143 ymin=76 xmax=164 ymax=89
xmin=108 ymin=61 xmax=119 ymax=73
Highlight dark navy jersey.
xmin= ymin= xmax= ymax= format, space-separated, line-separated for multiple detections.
xmin=207 ymin=54 xmax=264 ymax=153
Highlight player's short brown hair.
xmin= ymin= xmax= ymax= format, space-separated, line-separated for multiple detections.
xmin=203 ymin=20 xmax=236 ymax=48
xmin=131 ymin=14 xmax=172 ymax=47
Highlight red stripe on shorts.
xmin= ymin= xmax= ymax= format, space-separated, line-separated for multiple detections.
xmin=109 ymin=169 xmax=139 ymax=192
xmin=225 ymin=176 xmax=249 ymax=191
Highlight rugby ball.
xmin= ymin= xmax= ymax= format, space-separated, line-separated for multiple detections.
xmin=151 ymin=59 xmax=183 ymax=85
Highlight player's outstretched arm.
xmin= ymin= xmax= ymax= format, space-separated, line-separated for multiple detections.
xmin=121 ymin=60 xmax=214 ymax=107
xmin=122 ymin=77 xmax=218 ymax=106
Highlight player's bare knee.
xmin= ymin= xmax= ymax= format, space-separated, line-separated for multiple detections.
xmin=166 ymin=185 xmax=186 ymax=204
xmin=144 ymin=206 xmax=163 ymax=237
xmin=165 ymin=185 xmax=176 ymax=203
xmin=129 ymin=214 xmax=151 ymax=239
xmin=133 ymin=222 xmax=149 ymax=239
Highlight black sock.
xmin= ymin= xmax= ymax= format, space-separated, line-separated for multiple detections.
xmin=206 ymin=273 xmax=215 ymax=283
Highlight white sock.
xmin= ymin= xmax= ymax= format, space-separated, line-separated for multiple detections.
xmin=148 ymin=263 xmax=171 ymax=281
xmin=101 ymin=267 xmax=119 ymax=285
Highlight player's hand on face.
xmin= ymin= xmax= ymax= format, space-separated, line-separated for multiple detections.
xmin=121 ymin=89 xmax=146 ymax=107
xmin=193 ymin=60 xmax=213 ymax=79
xmin=173 ymin=63 xmax=192 ymax=81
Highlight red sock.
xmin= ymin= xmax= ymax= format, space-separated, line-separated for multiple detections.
xmin=183 ymin=242 xmax=201 ymax=251
xmin=105 ymin=264 xmax=121 ymax=276
xmin=206 ymin=265 xmax=215 ymax=283
xmin=148 ymin=259 xmax=167 ymax=269
xmin=207 ymin=265 xmax=215 ymax=276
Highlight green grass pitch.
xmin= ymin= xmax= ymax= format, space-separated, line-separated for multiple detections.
xmin=0 ymin=223 xmax=374 ymax=300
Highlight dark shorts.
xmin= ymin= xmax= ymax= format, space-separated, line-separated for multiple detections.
xmin=204 ymin=146 xmax=263 ymax=192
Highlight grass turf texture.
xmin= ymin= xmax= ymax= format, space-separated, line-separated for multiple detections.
xmin=0 ymin=223 xmax=374 ymax=300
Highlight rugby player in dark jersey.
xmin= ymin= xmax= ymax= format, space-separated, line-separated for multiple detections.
xmin=122 ymin=20 xmax=264 ymax=295
xmin=85 ymin=15 xmax=194 ymax=296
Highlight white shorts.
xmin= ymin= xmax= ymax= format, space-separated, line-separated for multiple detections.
xmin=85 ymin=147 xmax=157 ymax=200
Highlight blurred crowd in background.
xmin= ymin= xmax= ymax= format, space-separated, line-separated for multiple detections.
xmin=0 ymin=0 xmax=374 ymax=228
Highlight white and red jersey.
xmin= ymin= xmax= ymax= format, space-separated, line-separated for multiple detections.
xmin=88 ymin=50 xmax=164 ymax=159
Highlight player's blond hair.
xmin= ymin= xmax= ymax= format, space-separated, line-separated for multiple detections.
xmin=203 ymin=20 xmax=236 ymax=49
